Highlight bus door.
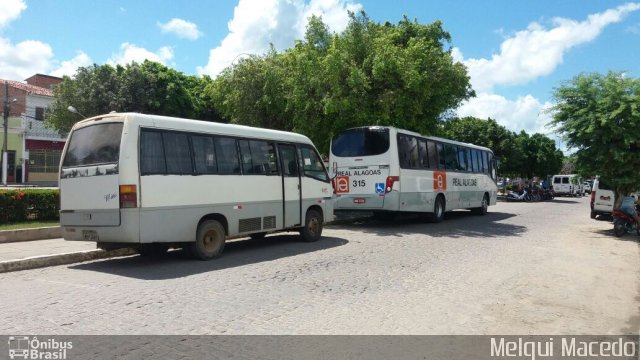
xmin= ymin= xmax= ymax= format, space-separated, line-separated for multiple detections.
xmin=278 ymin=144 xmax=301 ymax=227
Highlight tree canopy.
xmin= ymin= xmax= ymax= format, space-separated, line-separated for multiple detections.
xmin=550 ymin=71 xmax=640 ymax=205
xmin=209 ymin=12 xmax=474 ymax=153
xmin=46 ymin=61 xmax=217 ymax=133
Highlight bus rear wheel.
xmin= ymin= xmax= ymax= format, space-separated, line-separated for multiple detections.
xmin=431 ymin=196 xmax=445 ymax=223
xmin=300 ymin=209 xmax=323 ymax=242
xmin=190 ymin=220 xmax=226 ymax=260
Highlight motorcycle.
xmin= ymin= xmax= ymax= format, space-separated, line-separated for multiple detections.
xmin=612 ymin=205 xmax=640 ymax=237
xmin=506 ymin=189 xmax=530 ymax=202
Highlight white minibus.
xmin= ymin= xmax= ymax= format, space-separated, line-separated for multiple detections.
xmin=329 ymin=126 xmax=498 ymax=221
xmin=59 ymin=113 xmax=333 ymax=260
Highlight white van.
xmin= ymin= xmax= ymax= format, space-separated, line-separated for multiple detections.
xmin=552 ymin=174 xmax=583 ymax=196
xmin=590 ymin=178 xmax=614 ymax=219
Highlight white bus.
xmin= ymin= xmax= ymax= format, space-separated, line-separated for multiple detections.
xmin=59 ymin=113 xmax=333 ymax=260
xmin=329 ymin=126 xmax=498 ymax=221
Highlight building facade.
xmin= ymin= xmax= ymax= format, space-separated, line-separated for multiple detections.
xmin=1 ymin=74 xmax=65 ymax=185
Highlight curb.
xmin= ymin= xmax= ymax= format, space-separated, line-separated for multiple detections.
xmin=0 ymin=248 xmax=137 ymax=273
xmin=0 ymin=226 xmax=61 ymax=243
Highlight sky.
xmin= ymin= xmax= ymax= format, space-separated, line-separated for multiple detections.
xmin=1 ymin=0 xmax=639 ymax=144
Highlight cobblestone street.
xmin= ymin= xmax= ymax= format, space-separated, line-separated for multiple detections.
xmin=1 ymin=196 xmax=638 ymax=335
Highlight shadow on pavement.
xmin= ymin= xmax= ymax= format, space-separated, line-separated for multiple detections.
xmin=591 ymin=227 xmax=640 ymax=242
xmin=69 ymin=235 xmax=348 ymax=280
xmin=334 ymin=211 xmax=527 ymax=239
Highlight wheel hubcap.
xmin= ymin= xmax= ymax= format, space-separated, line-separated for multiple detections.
xmin=203 ymin=230 xmax=220 ymax=253
xmin=308 ymin=217 xmax=319 ymax=235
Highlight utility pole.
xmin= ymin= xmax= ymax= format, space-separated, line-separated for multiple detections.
xmin=2 ymin=81 xmax=9 ymax=186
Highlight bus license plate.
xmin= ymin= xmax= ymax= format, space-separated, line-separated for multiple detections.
xmin=353 ymin=198 xmax=366 ymax=204
xmin=82 ymin=230 xmax=99 ymax=241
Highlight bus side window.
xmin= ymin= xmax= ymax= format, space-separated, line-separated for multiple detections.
xmin=398 ymin=135 xmax=411 ymax=169
xmin=470 ymin=150 xmax=479 ymax=173
xmin=191 ymin=135 xmax=217 ymax=174
xmin=263 ymin=142 xmax=279 ymax=175
xmin=437 ymin=143 xmax=446 ymax=169
xmin=418 ymin=139 xmax=429 ymax=169
xmin=163 ymin=132 xmax=192 ymax=175
xmin=409 ymin=137 xmax=419 ymax=168
xmin=249 ymin=140 xmax=276 ymax=175
xmin=444 ymin=144 xmax=458 ymax=170
xmin=214 ymin=137 xmax=241 ymax=175
xmin=140 ymin=130 xmax=166 ymax=175
xmin=457 ymin=147 xmax=468 ymax=172
xmin=427 ymin=141 xmax=438 ymax=170
xmin=279 ymin=144 xmax=298 ymax=177
xmin=482 ymin=151 xmax=489 ymax=174
xmin=239 ymin=140 xmax=254 ymax=174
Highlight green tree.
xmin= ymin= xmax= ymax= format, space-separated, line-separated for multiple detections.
xmin=208 ymin=49 xmax=290 ymax=130
xmin=208 ymin=12 xmax=474 ymax=153
xmin=46 ymin=61 xmax=214 ymax=133
xmin=515 ymin=132 xmax=563 ymax=179
xmin=550 ymin=72 xmax=640 ymax=207
xmin=47 ymin=64 xmax=121 ymax=133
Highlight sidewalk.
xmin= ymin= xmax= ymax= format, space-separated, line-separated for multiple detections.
xmin=0 ymin=234 xmax=136 ymax=273
xmin=0 ymin=238 xmax=96 ymax=262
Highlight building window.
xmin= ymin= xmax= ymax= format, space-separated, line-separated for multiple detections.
xmin=35 ymin=107 xmax=45 ymax=121
xmin=28 ymin=149 xmax=61 ymax=173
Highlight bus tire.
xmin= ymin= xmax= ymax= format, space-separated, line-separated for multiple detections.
xmin=300 ymin=209 xmax=323 ymax=242
xmin=190 ymin=220 xmax=226 ymax=260
xmin=472 ymin=194 xmax=489 ymax=215
xmin=138 ymin=244 xmax=169 ymax=257
xmin=431 ymin=196 xmax=445 ymax=223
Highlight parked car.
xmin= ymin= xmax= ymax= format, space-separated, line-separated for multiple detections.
xmin=590 ymin=178 xmax=614 ymax=220
xmin=583 ymin=181 xmax=592 ymax=194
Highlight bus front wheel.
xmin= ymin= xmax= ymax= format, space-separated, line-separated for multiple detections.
xmin=190 ymin=220 xmax=226 ymax=260
xmin=472 ymin=194 xmax=489 ymax=215
xmin=300 ymin=209 xmax=323 ymax=242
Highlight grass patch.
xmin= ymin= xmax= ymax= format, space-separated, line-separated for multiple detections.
xmin=0 ymin=221 xmax=60 ymax=231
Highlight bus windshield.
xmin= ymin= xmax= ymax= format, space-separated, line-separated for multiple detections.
xmin=331 ymin=127 xmax=390 ymax=157
xmin=62 ymin=122 xmax=123 ymax=167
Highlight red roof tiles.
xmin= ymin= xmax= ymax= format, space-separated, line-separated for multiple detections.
xmin=0 ymin=79 xmax=54 ymax=97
